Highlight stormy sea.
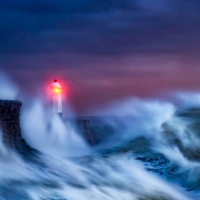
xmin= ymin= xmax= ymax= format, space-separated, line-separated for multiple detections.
xmin=1 ymin=75 xmax=200 ymax=200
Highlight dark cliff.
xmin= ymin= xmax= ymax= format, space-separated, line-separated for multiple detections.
xmin=0 ymin=100 xmax=37 ymax=158
xmin=0 ymin=100 xmax=22 ymax=148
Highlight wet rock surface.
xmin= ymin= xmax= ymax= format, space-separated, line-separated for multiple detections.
xmin=0 ymin=100 xmax=22 ymax=148
xmin=0 ymin=100 xmax=39 ymax=158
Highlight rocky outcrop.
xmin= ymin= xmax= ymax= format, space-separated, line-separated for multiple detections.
xmin=0 ymin=100 xmax=22 ymax=148
xmin=0 ymin=100 xmax=38 ymax=158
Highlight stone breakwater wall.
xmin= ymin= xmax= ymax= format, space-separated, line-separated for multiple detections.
xmin=0 ymin=100 xmax=22 ymax=148
xmin=0 ymin=100 xmax=96 ymax=152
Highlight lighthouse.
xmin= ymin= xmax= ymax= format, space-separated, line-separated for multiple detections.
xmin=51 ymin=80 xmax=62 ymax=117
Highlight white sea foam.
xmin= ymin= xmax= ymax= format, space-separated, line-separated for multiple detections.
xmin=0 ymin=72 xmax=200 ymax=199
xmin=20 ymin=100 xmax=91 ymax=157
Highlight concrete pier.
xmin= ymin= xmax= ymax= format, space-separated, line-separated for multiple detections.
xmin=0 ymin=100 xmax=97 ymax=151
xmin=76 ymin=119 xmax=95 ymax=145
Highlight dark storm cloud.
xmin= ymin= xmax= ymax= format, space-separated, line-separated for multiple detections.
xmin=0 ymin=0 xmax=133 ymax=56
xmin=0 ymin=0 xmax=134 ymax=13
xmin=1 ymin=0 xmax=200 ymax=113
xmin=1 ymin=0 xmax=200 ymax=59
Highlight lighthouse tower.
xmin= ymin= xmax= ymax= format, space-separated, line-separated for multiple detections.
xmin=51 ymin=80 xmax=62 ymax=117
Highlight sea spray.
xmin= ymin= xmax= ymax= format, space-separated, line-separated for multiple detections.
xmin=21 ymin=100 xmax=90 ymax=157
xmin=0 ymin=71 xmax=200 ymax=199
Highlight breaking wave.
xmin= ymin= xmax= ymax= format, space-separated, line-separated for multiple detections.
xmin=1 ymin=72 xmax=200 ymax=199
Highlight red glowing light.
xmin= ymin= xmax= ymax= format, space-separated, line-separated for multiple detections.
xmin=52 ymin=87 xmax=62 ymax=95
xmin=52 ymin=80 xmax=62 ymax=95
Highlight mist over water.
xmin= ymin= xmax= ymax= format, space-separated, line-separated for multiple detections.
xmin=21 ymin=100 xmax=90 ymax=157
xmin=0 ymin=72 xmax=18 ymax=100
xmin=1 ymin=73 xmax=200 ymax=199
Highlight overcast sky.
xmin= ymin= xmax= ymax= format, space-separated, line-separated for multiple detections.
xmin=1 ymin=0 xmax=200 ymax=113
